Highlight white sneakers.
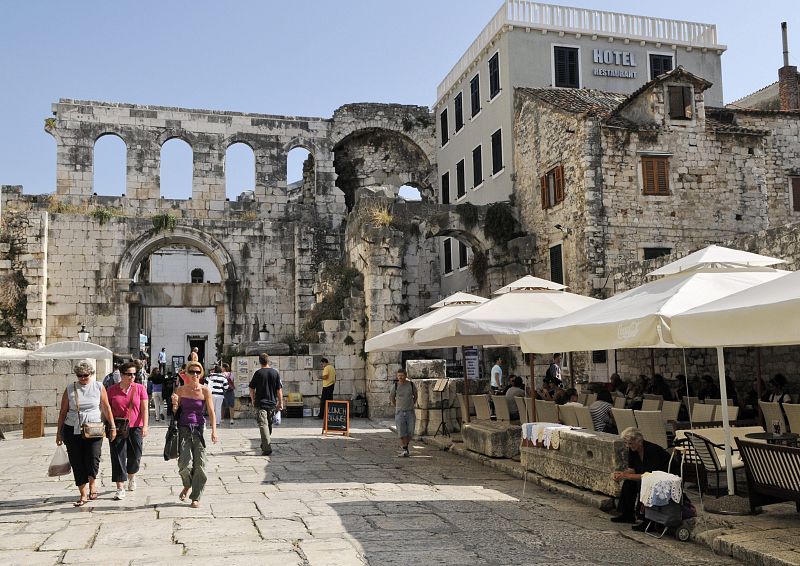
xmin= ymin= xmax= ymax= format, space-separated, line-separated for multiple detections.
xmin=128 ymin=477 xmax=137 ymax=491
xmin=114 ymin=487 xmax=126 ymax=500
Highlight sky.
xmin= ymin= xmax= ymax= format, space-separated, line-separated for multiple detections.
xmin=1 ymin=0 xmax=798 ymax=198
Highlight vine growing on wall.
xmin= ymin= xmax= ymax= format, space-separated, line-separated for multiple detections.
xmin=469 ymin=250 xmax=488 ymax=290
xmin=0 ymin=271 xmax=28 ymax=336
xmin=483 ymin=202 xmax=517 ymax=247
xmin=152 ymin=213 xmax=177 ymax=232
xmin=455 ymin=202 xmax=479 ymax=230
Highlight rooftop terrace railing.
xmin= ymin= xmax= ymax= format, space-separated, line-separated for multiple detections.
xmin=437 ymin=0 xmax=725 ymax=102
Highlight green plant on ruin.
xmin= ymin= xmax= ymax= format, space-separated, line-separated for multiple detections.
xmin=47 ymin=197 xmax=85 ymax=215
xmin=364 ymin=204 xmax=392 ymax=228
xmin=279 ymin=334 xmax=308 ymax=356
xmin=152 ymin=213 xmax=177 ymax=232
xmin=0 ymin=271 xmax=28 ymax=336
xmin=89 ymin=206 xmax=120 ymax=226
xmin=455 ymin=202 xmax=479 ymax=230
xmin=469 ymin=249 xmax=488 ymax=289
xmin=299 ymin=264 xmax=362 ymax=343
xmin=44 ymin=118 xmax=56 ymax=130
xmin=483 ymin=202 xmax=516 ymax=247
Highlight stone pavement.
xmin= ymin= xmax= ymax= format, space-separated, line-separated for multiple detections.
xmin=0 ymin=418 xmax=738 ymax=566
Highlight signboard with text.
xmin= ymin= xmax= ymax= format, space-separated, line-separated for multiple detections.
xmin=463 ymin=347 xmax=480 ymax=380
xmin=323 ymin=400 xmax=350 ymax=436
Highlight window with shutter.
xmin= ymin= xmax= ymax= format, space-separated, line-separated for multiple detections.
xmin=472 ymin=145 xmax=483 ymax=187
xmin=540 ymin=164 xmax=565 ymax=209
xmin=554 ymin=47 xmax=579 ymax=88
xmin=491 ymin=129 xmax=503 ymax=174
xmin=540 ymin=175 xmax=548 ymax=209
xmin=470 ymin=74 xmax=481 ymax=116
xmin=554 ymin=165 xmax=564 ymax=203
xmin=668 ymin=86 xmax=692 ymax=120
xmin=641 ymin=156 xmax=670 ymax=195
xmin=458 ymin=241 xmax=468 ymax=269
xmin=454 ymin=93 xmax=464 ymax=132
xmin=550 ymin=244 xmax=564 ymax=284
xmin=649 ymin=54 xmax=673 ymax=80
xmin=489 ymin=53 xmax=500 ymax=99
xmin=456 ymin=159 xmax=466 ymax=199
xmin=443 ymin=238 xmax=453 ymax=274
xmin=441 ymin=172 xmax=450 ymax=204
xmin=792 ymin=177 xmax=800 ymax=212
xmin=440 ymin=109 xmax=449 ymax=146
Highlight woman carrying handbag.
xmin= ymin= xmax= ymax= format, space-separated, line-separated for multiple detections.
xmin=56 ymin=360 xmax=116 ymax=507
xmin=107 ymin=361 xmax=149 ymax=500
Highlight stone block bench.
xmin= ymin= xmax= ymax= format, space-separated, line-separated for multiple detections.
xmin=520 ymin=426 xmax=627 ymax=497
xmin=462 ymin=421 xmax=521 ymax=459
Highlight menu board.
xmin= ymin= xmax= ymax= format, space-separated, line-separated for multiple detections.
xmin=323 ymin=400 xmax=350 ymax=436
xmin=233 ymin=356 xmax=260 ymax=397
xmin=463 ymin=347 xmax=480 ymax=380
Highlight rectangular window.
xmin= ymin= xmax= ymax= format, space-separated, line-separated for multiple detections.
xmin=540 ymin=164 xmax=565 ymax=209
xmin=440 ymin=108 xmax=449 ymax=146
xmin=470 ymin=74 xmax=481 ymax=116
xmin=458 ymin=241 xmax=468 ymax=269
xmin=641 ymin=156 xmax=670 ymax=195
xmin=456 ymin=159 xmax=466 ymax=199
xmin=643 ymin=247 xmax=672 ymax=260
xmin=441 ymin=171 xmax=450 ymax=205
xmin=454 ymin=92 xmax=464 ymax=132
xmin=554 ymin=46 xmax=579 ymax=88
xmin=668 ymin=86 xmax=693 ymax=120
xmin=443 ymin=238 xmax=453 ymax=274
xmin=592 ymin=350 xmax=607 ymax=364
xmin=550 ymin=244 xmax=564 ymax=285
xmin=489 ymin=53 xmax=500 ymax=99
xmin=472 ymin=145 xmax=483 ymax=187
xmin=649 ymin=54 xmax=673 ymax=80
xmin=491 ymin=129 xmax=503 ymax=174
xmin=792 ymin=177 xmax=800 ymax=212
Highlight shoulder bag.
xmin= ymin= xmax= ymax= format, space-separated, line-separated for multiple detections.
xmin=113 ymin=384 xmax=136 ymax=439
xmin=73 ymin=382 xmax=105 ymax=439
xmin=163 ymin=406 xmax=181 ymax=461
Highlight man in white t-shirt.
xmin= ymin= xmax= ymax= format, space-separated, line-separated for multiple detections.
xmin=490 ymin=357 xmax=504 ymax=393
xmin=157 ymin=348 xmax=167 ymax=375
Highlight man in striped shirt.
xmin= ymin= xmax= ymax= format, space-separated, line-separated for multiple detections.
xmin=207 ymin=365 xmax=228 ymax=427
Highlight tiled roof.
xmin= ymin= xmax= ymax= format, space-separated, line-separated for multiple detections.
xmin=518 ymin=88 xmax=627 ymax=117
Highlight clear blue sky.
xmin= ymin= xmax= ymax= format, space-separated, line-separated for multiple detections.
xmin=1 ymin=0 xmax=798 ymax=198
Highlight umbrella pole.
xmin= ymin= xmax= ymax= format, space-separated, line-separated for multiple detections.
xmin=462 ymin=346 xmax=470 ymax=425
xmin=650 ymin=349 xmax=656 ymax=379
xmin=717 ymin=347 xmax=735 ymax=496
xmin=568 ymin=352 xmax=574 ymax=389
xmin=757 ymin=349 xmax=764 ymax=427
xmin=530 ymin=353 xmax=537 ymax=422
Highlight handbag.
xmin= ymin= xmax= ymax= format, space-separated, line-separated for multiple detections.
xmin=163 ymin=407 xmax=181 ymax=461
xmin=113 ymin=384 xmax=136 ymax=439
xmin=73 ymin=382 xmax=105 ymax=439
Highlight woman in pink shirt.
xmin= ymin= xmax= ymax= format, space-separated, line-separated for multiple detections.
xmin=107 ymin=361 xmax=149 ymax=500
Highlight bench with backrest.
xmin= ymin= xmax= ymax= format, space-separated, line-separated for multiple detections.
xmin=735 ymin=438 xmax=800 ymax=513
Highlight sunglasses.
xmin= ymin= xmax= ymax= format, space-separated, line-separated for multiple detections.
xmin=76 ymin=374 xmax=90 ymax=378
xmin=123 ymin=372 xmax=138 ymax=376
xmin=187 ymin=370 xmax=202 ymax=375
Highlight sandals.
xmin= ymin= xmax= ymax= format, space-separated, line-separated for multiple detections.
xmin=179 ymin=488 xmax=189 ymax=502
xmin=88 ymin=491 xmax=98 ymax=501
xmin=190 ymin=500 xmax=200 ymax=508
xmin=73 ymin=497 xmax=88 ymax=507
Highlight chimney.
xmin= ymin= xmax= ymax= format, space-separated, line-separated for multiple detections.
xmin=779 ymin=22 xmax=800 ymax=110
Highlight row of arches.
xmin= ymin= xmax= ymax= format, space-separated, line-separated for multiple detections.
xmin=93 ymin=134 xmax=312 ymax=200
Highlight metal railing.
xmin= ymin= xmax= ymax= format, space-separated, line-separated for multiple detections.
xmin=437 ymin=0 xmax=723 ymax=102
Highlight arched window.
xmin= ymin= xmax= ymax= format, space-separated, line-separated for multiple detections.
xmin=160 ymin=138 xmax=193 ymax=199
xmin=225 ymin=142 xmax=255 ymax=200
xmin=93 ymin=134 xmax=127 ymax=196
xmin=190 ymin=268 xmax=204 ymax=283
xmin=287 ymin=147 xmax=312 ymax=187
xmin=398 ymin=185 xmax=421 ymax=201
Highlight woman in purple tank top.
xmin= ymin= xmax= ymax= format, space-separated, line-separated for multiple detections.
xmin=171 ymin=361 xmax=218 ymax=508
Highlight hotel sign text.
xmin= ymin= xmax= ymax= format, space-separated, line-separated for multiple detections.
xmin=592 ymin=49 xmax=638 ymax=79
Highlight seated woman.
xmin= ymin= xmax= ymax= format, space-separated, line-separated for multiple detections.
xmin=589 ymin=390 xmax=615 ymax=433
xmin=560 ymin=388 xmax=582 ymax=406
xmin=610 ymin=427 xmax=670 ymax=530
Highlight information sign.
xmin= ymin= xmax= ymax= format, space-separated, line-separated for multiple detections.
xmin=323 ymin=400 xmax=350 ymax=436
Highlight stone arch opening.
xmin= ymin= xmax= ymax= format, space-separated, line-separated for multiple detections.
xmin=160 ymin=137 xmax=193 ymax=199
xmin=224 ymin=142 xmax=255 ymax=200
xmin=93 ymin=133 xmax=127 ymax=196
xmin=117 ymin=227 xmax=234 ymax=365
xmin=398 ymin=184 xmax=422 ymax=201
xmin=287 ymin=146 xmax=313 ymax=201
xmin=333 ymin=128 xmax=434 ymax=211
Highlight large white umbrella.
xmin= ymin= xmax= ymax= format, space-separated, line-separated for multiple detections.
xmin=413 ymin=277 xmax=598 ymax=348
xmin=364 ymin=292 xmax=487 ymax=353
xmin=520 ymin=245 xmax=789 ymax=496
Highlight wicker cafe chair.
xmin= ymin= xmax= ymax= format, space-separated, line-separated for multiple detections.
xmin=711 ymin=404 xmax=739 ymax=422
xmin=492 ymin=395 xmax=513 ymax=422
xmin=514 ymin=396 xmax=528 ymax=423
xmin=577 ymin=393 xmax=588 ymax=405
xmin=470 ymin=395 xmax=492 ymax=421
xmin=783 ymin=404 xmax=800 ymax=433
xmin=684 ymin=431 xmax=745 ymax=497
xmin=661 ymin=400 xmax=682 ymax=424
xmin=641 ymin=398 xmax=663 ymax=411
xmin=683 ymin=396 xmax=700 ymax=416
xmin=585 ymin=393 xmax=597 ymax=406
xmin=643 ymin=394 xmax=663 ymax=401
xmin=612 ymin=408 xmax=637 ymax=432
xmin=691 ymin=403 xmax=715 ymax=423
xmin=760 ymin=401 xmax=787 ymax=434
xmin=634 ymin=410 xmax=669 ymax=449
xmin=535 ymin=399 xmax=559 ymax=424
xmin=613 ymin=397 xmax=626 ymax=409
xmin=558 ymin=404 xmax=579 ymax=427
xmin=574 ymin=405 xmax=595 ymax=430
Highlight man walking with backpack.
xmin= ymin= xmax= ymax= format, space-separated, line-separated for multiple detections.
xmin=390 ymin=368 xmax=417 ymax=457
xmin=249 ymin=353 xmax=283 ymax=456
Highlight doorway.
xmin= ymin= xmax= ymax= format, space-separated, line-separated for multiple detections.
xmin=188 ymin=337 xmax=207 ymax=367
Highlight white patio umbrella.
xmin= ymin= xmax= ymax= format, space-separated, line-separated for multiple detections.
xmin=364 ymin=292 xmax=487 ymax=353
xmin=520 ymin=245 xmax=789 ymax=495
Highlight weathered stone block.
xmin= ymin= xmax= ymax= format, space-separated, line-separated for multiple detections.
xmin=405 ymin=359 xmax=445 ymax=380
xmin=462 ymin=421 xmax=521 ymax=458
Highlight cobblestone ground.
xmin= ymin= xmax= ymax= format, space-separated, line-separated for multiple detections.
xmin=0 ymin=419 xmax=740 ymax=565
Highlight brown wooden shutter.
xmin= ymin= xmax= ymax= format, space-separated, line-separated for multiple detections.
xmin=655 ymin=158 xmax=669 ymax=194
xmin=642 ymin=157 xmax=656 ymax=194
xmin=555 ymin=165 xmax=564 ymax=203
xmin=793 ymin=178 xmax=800 ymax=212
xmin=540 ymin=175 xmax=548 ymax=209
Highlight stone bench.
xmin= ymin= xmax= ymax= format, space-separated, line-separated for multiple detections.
xmin=521 ymin=428 xmax=627 ymax=497
xmin=462 ymin=421 xmax=521 ymax=459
